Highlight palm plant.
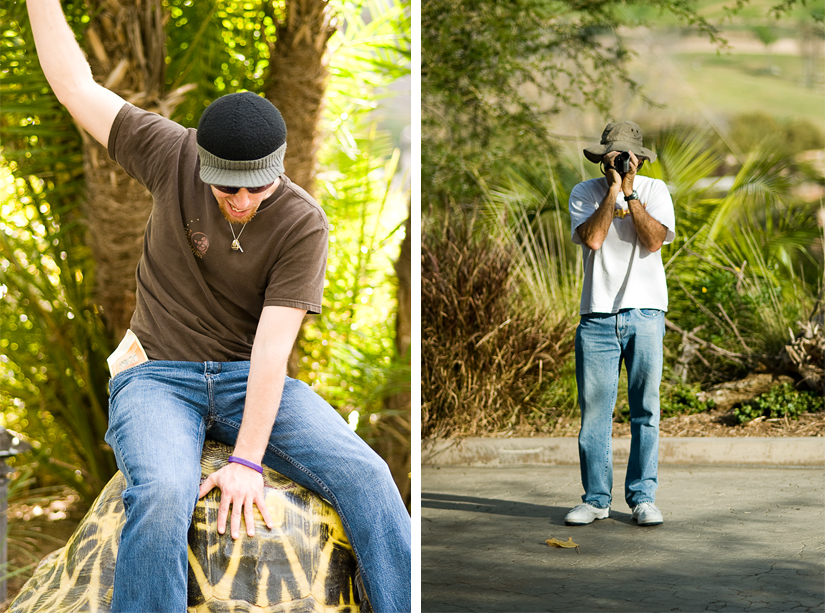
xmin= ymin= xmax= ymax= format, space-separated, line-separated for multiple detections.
xmin=2 ymin=0 xmax=410 ymax=506
xmin=653 ymin=127 xmax=820 ymax=381
xmin=486 ymin=159 xmax=582 ymax=320
xmin=476 ymin=122 xmax=822 ymax=398
xmin=1 ymin=4 xmax=115 ymax=499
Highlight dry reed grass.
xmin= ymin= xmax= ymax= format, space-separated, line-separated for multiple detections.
xmin=422 ymin=214 xmax=576 ymax=438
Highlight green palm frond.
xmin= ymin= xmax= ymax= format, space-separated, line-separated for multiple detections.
xmin=1 ymin=6 xmax=115 ymax=500
xmin=326 ymin=0 xmax=411 ymax=115
xmin=646 ymin=124 xmax=724 ymax=202
xmin=705 ymin=139 xmax=793 ymax=244
xmin=484 ymin=159 xmax=581 ymax=318
xmin=165 ymin=0 xmax=273 ymax=125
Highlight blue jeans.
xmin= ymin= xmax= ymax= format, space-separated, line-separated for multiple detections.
xmin=105 ymin=361 xmax=411 ymax=613
xmin=575 ymin=309 xmax=665 ymax=509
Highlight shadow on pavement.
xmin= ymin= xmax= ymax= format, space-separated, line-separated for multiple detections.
xmin=422 ymin=492 xmax=636 ymax=525
xmin=422 ymin=466 xmax=825 ymax=613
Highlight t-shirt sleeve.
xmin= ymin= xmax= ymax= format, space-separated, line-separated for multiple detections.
xmin=645 ymin=179 xmax=676 ymax=245
xmin=108 ymin=104 xmax=188 ymax=194
xmin=568 ymin=182 xmax=598 ymax=245
xmin=264 ymin=221 xmax=328 ymax=315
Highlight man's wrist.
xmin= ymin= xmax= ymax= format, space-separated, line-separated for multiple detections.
xmin=228 ymin=455 xmax=264 ymax=474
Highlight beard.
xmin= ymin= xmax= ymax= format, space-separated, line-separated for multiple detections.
xmin=218 ymin=200 xmax=258 ymax=225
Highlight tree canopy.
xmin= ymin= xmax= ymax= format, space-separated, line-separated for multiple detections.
xmin=421 ymin=0 xmax=819 ymax=207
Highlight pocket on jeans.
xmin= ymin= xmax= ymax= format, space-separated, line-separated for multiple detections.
xmin=108 ymin=360 xmax=153 ymax=397
xmin=639 ymin=309 xmax=662 ymax=318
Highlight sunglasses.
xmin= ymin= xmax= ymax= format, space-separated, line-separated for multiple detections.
xmin=213 ymin=182 xmax=274 ymax=195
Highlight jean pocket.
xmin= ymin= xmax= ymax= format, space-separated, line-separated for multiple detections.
xmin=639 ymin=308 xmax=662 ymax=318
xmin=108 ymin=360 xmax=154 ymax=397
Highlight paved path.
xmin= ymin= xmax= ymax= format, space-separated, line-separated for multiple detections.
xmin=422 ymin=464 xmax=825 ymax=612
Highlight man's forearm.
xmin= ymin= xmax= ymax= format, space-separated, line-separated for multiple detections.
xmin=576 ymin=184 xmax=620 ymax=251
xmin=232 ymin=348 xmax=287 ymax=465
xmin=231 ymin=306 xmax=306 ymax=465
xmin=27 ymin=0 xmax=125 ymax=146
xmin=627 ymin=199 xmax=668 ymax=252
xmin=27 ymin=0 xmax=95 ymax=102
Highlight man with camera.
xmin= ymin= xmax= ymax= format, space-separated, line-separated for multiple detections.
xmin=565 ymin=121 xmax=676 ymax=527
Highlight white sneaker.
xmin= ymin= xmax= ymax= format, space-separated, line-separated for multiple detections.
xmin=631 ymin=502 xmax=663 ymax=526
xmin=564 ymin=503 xmax=610 ymax=525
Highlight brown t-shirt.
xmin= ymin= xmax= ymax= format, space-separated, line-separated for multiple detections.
xmin=108 ymin=104 xmax=328 ymax=362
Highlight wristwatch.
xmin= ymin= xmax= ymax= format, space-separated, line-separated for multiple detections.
xmin=626 ymin=190 xmax=640 ymax=202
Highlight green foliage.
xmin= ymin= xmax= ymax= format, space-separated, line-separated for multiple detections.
xmin=733 ymin=382 xmax=824 ymax=423
xmin=297 ymin=0 xmax=411 ymax=441
xmin=421 ymin=0 xmax=735 ymax=208
xmin=484 ymin=159 xmax=583 ymax=320
xmin=661 ymin=383 xmax=717 ymax=418
xmin=301 ymin=124 xmax=409 ymax=437
xmin=1 ymin=3 xmax=116 ymax=499
xmin=1 ymin=0 xmax=410 ymax=503
xmin=164 ymin=0 xmax=276 ymax=126
xmin=728 ymin=112 xmax=825 ymax=156
xmin=751 ymin=24 xmax=779 ymax=47
xmin=648 ymin=123 xmax=822 ymax=383
xmin=615 ymin=382 xmax=717 ymax=423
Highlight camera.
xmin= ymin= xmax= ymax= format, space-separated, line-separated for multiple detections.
xmin=612 ymin=151 xmax=632 ymax=175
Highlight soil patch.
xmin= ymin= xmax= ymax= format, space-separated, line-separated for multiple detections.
xmin=509 ymin=373 xmax=825 ymax=439
xmin=516 ymin=410 xmax=825 ymax=439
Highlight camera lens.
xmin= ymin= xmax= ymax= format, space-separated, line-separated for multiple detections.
xmin=616 ymin=151 xmax=631 ymax=174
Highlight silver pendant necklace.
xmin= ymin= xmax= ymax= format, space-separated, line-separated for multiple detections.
xmin=229 ymin=221 xmax=248 ymax=252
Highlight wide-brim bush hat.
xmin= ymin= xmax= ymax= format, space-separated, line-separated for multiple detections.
xmin=583 ymin=121 xmax=657 ymax=164
xmin=197 ymin=91 xmax=287 ymax=188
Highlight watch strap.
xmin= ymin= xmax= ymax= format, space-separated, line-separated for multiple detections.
xmin=627 ymin=190 xmax=640 ymax=202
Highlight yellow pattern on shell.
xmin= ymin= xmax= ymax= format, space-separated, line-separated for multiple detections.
xmin=9 ymin=440 xmax=368 ymax=613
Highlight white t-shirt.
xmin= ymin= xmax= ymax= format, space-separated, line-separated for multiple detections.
xmin=569 ymin=175 xmax=676 ymax=315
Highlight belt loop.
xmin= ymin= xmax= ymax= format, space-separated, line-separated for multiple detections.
xmin=203 ymin=361 xmax=222 ymax=376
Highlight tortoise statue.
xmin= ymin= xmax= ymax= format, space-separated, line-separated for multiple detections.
xmin=8 ymin=440 xmax=371 ymax=612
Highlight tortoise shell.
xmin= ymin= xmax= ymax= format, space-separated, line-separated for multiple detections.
xmin=9 ymin=440 xmax=369 ymax=612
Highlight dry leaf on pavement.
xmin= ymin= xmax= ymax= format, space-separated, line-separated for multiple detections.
xmin=546 ymin=536 xmax=580 ymax=553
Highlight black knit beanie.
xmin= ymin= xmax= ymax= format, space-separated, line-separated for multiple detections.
xmin=197 ymin=92 xmax=288 ymax=187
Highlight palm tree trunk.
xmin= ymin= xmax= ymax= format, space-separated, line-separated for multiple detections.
xmin=81 ymin=1 xmax=168 ymax=340
xmin=264 ymin=0 xmax=336 ymax=376
xmin=264 ymin=0 xmax=336 ymax=197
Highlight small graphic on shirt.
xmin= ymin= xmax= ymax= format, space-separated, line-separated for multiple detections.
xmin=185 ymin=221 xmax=208 ymax=258
xmin=614 ymin=202 xmax=646 ymax=218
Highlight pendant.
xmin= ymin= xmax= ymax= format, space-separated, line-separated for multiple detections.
xmin=231 ymin=239 xmax=243 ymax=252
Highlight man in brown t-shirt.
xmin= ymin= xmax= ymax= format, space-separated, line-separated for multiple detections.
xmin=27 ymin=2 xmax=411 ymax=612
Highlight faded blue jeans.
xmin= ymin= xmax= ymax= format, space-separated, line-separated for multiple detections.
xmin=575 ymin=309 xmax=665 ymax=510
xmin=105 ymin=361 xmax=411 ymax=613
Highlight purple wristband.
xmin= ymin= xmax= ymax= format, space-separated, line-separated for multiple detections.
xmin=227 ymin=456 xmax=263 ymax=474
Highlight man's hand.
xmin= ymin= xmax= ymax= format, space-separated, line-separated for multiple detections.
xmin=603 ymin=150 xmax=641 ymax=198
xmin=602 ymin=151 xmax=624 ymax=191
xmin=198 ymin=462 xmax=274 ymax=539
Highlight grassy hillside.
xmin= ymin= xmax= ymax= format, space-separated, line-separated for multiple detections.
xmin=666 ymin=52 xmax=824 ymax=123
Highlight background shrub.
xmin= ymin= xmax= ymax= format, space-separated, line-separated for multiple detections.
xmin=733 ymin=382 xmax=824 ymax=424
xmin=421 ymin=213 xmax=576 ymax=438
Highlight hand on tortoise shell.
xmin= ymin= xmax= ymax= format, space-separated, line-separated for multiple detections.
xmin=199 ymin=462 xmax=274 ymax=539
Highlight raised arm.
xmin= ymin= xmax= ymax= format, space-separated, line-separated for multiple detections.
xmin=27 ymin=0 xmax=126 ymax=147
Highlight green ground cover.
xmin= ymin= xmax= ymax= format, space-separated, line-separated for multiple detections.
xmin=666 ymin=52 xmax=825 ymax=123
xmin=624 ymin=0 xmax=817 ymax=24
